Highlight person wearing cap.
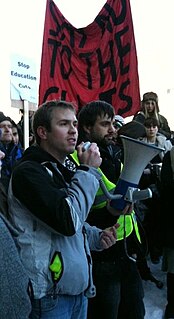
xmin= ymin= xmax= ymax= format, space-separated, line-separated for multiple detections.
xmin=109 ymin=115 xmax=125 ymax=164
xmin=133 ymin=91 xmax=171 ymax=139
xmin=0 ymin=113 xmax=23 ymax=191
xmin=114 ymin=115 xmax=125 ymax=129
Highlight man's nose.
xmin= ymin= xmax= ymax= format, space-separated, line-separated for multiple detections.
xmin=110 ymin=123 xmax=116 ymax=132
xmin=70 ymin=124 xmax=77 ymax=132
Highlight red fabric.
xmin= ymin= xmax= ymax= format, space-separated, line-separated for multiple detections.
xmin=39 ymin=0 xmax=140 ymax=117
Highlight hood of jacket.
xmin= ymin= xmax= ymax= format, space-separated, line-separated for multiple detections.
xmin=18 ymin=145 xmax=57 ymax=165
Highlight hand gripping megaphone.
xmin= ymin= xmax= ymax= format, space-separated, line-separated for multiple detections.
xmin=82 ymin=137 xmax=164 ymax=210
xmin=109 ymin=135 xmax=164 ymax=211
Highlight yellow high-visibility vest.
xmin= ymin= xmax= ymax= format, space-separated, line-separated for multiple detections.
xmin=70 ymin=151 xmax=141 ymax=242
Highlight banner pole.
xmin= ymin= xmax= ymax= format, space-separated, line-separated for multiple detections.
xmin=23 ymin=100 xmax=29 ymax=150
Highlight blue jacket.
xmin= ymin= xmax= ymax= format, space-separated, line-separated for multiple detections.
xmin=0 ymin=142 xmax=23 ymax=191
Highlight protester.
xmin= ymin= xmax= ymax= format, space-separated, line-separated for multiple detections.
xmin=0 ymin=114 xmax=23 ymax=191
xmin=114 ymin=115 xmax=125 ymax=129
xmin=142 ymin=117 xmax=172 ymax=157
xmin=137 ymin=117 xmax=172 ymax=264
xmin=11 ymin=120 xmax=23 ymax=146
xmin=0 ymin=150 xmax=31 ymax=319
xmin=0 ymin=150 xmax=8 ymax=219
xmin=17 ymin=109 xmax=35 ymax=147
xmin=113 ymin=119 xmax=164 ymax=288
xmin=76 ymin=100 xmax=145 ymax=319
xmin=160 ymin=147 xmax=174 ymax=319
xmin=133 ymin=91 xmax=171 ymax=139
xmin=171 ymin=130 xmax=174 ymax=145
xmin=8 ymin=100 xmax=118 ymax=319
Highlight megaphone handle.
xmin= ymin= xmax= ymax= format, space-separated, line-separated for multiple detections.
xmin=99 ymin=179 xmax=122 ymax=200
xmin=132 ymin=188 xmax=152 ymax=201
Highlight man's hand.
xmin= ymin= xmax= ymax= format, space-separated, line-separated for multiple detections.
xmin=143 ymin=168 xmax=151 ymax=175
xmin=0 ymin=150 xmax=5 ymax=160
xmin=106 ymin=201 xmax=133 ymax=217
xmin=100 ymin=223 xmax=120 ymax=249
xmin=77 ymin=142 xmax=102 ymax=168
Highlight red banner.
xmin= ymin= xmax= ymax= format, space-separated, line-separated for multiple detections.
xmin=39 ymin=0 xmax=140 ymax=117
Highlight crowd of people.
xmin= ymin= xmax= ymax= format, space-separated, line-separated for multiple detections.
xmin=0 ymin=91 xmax=174 ymax=319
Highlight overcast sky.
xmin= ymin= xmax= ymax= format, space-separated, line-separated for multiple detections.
xmin=1 ymin=0 xmax=174 ymax=127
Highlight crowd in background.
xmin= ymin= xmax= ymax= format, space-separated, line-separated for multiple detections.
xmin=0 ymin=91 xmax=174 ymax=319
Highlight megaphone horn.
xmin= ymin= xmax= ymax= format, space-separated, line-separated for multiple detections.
xmin=110 ymin=135 xmax=164 ymax=211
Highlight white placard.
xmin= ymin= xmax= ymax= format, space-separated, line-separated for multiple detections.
xmin=10 ymin=54 xmax=38 ymax=104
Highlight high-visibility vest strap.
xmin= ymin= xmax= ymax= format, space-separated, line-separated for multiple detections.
xmin=71 ymin=151 xmax=115 ymax=208
xmin=70 ymin=151 xmax=141 ymax=242
xmin=117 ymin=212 xmax=141 ymax=242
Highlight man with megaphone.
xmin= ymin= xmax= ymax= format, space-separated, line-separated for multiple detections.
xmin=75 ymin=100 xmax=147 ymax=319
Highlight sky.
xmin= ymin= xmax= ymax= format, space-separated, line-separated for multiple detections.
xmin=1 ymin=0 xmax=174 ymax=128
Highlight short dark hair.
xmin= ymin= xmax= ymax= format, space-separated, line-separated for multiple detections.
xmin=144 ymin=117 xmax=159 ymax=128
xmin=77 ymin=100 xmax=115 ymax=142
xmin=33 ymin=100 xmax=76 ymax=145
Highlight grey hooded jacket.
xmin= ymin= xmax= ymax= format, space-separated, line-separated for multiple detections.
xmin=8 ymin=145 xmax=102 ymax=299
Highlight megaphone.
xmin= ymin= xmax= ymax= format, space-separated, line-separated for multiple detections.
xmin=110 ymin=135 xmax=164 ymax=211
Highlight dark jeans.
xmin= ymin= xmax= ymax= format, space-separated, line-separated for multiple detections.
xmin=87 ymin=257 xmax=145 ymax=319
xmin=29 ymin=293 xmax=87 ymax=319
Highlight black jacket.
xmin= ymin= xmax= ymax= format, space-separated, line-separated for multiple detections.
xmin=11 ymin=145 xmax=94 ymax=235
xmin=160 ymin=150 xmax=174 ymax=248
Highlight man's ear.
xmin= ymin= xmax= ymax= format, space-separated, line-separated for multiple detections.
xmin=37 ymin=126 xmax=47 ymax=140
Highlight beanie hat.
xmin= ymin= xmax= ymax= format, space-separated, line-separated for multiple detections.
xmin=0 ymin=112 xmax=12 ymax=124
xmin=114 ymin=115 xmax=125 ymax=128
